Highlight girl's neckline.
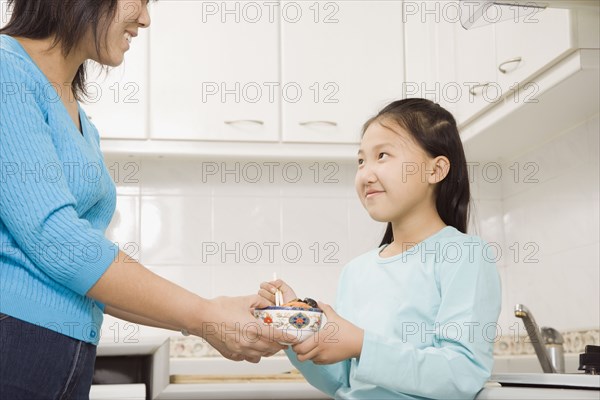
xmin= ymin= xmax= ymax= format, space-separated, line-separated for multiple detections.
xmin=376 ymin=225 xmax=455 ymax=263
xmin=3 ymin=34 xmax=86 ymax=138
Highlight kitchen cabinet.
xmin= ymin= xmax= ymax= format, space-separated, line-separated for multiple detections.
xmin=403 ymin=2 xmax=599 ymax=164
xmin=461 ymin=48 xmax=599 ymax=161
xmin=94 ymin=336 xmax=169 ymax=400
xmin=148 ymin=0 xmax=404 ymax=145
xmin=404 ymin=0 xmax=497 ymax=124
xmin=403 ymin=5 xmax=458 ymax=115
xmin=0 ymin=0 xmax=8 ymax=29
xmin=148 ymin=0 xmax=279 ymax=142
xmin=495 ymin=7 xmax=573 ymax=93
xmin=452 ymin=7 xmax=575 ymax=125
xmin=405 ymin=1 xmax=574 ymax=126
xmin=453 ymin=23 xmax=499 ymax=124
xmin=280 ymin=1 xmax=405 ymax=143
xmin=83 ymin=30 xmax=149 ymax=139
xmin=457 ymin=5 xmax=600 ymax=163
xmin=87 ymin=2 xmax=596 ymax=160
xmin=456 ymin=6 xmax=573 ymax=126
xmin=89 ymin=384 xmax=145 ymax=400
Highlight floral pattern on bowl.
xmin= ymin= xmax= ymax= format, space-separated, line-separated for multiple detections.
xmin=254 ymin=306 xmax=323 ymax=344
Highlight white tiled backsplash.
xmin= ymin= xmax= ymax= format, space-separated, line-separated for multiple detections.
xmin=102 ymin=155 xmax=386 ymax=340
xmin=103 ymin=113 xmax=599 ymax=342
xmin=470 ymin=113 xmax=600 ymax=335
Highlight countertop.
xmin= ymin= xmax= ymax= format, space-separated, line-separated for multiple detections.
xmin=477 ymin=382 xmax=600 ymax=400
xmin=97 ymin=335 xmax=169 ymax=357
xmin=95 ymin=338 xmax=600 ymax=400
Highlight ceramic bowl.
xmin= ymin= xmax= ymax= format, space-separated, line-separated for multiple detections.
xmin=254 ymin=306 xmax=323 ymax=344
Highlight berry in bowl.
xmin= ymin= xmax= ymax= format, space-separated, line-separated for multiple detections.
xmin=254 ymin=298 xmax=323 ymax=344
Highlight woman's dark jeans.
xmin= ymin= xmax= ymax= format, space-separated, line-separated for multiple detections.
xmin=0 ymin=313 xmax=96 ymax=399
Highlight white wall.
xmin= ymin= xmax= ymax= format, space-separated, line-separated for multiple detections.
xmin=471 ymin=113 xmax=600 ymax=336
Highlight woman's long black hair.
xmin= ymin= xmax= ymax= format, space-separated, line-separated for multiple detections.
xmin=0 ymin=0 xmax=120 ymax=101
xmin=362 ymin=99 xmax=471 ymax=246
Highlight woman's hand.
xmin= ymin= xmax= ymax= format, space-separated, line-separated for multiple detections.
xmin=291 ymin=302 xmax=364 ymax=365
xmin=258 ymin=279 xmax=298 ymax=304
xmin=195 ymin=295 xmax=287 ymax=363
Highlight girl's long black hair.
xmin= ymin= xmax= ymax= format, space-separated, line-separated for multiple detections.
xmin=0 ymin=0 xmax=121 ymax=101
xmin=362 ymin=99 xmax=471 ymax=246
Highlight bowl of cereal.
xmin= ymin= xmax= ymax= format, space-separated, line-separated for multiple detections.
xmin=254 ymin=298 xmax=323 ymax=344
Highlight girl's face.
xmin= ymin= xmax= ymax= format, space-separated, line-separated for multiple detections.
xmin=93 ymin=0 xmax=151 ymax=66
xmin=355 ymin=121 xmax=440 ymax=224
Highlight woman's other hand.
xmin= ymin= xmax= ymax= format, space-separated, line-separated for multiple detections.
xmin=258 ymin=279 xmax=298 ymax=304
xmin=197 ymin=295 xmax=287 ymax=363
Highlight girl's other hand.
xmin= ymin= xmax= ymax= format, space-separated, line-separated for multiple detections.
xmin=258 ymin=279 xmax=298 ymax=304
xmin=291 ymin=302 xmax=364 ymax=365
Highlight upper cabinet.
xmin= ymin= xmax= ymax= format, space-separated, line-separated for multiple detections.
xmin=403 ymin=5 xmax=459 ymax=114
xmin=0 ymin=0 xmax=16 ymax=32
xmin=148 ymin=0 xmax=404 ymax=144
xmin=452 ymin=23 xmax=498 ymax=124
xmin=83 ymin=29 xmax=150 ymax=139
xmin=403 ymin=1 xmax=600 ymax=163
xmin=494 ymin=7 xmax=573 ymax=92
xmin=3 ymin=1 xmax=593 ymax=159
xmin=148 ymin=0 xmax=279 ymax=142
xmin=280 ymin=1 xmax=405 ymax=143
xmin=405 ymin=1 xmax=575 ymax=126
xmin=0 ymin=0 xmax=7 ymax=29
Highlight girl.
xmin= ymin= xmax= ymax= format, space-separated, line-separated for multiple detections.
xmin=260 ymin=99 xmax=501 ymax=399
xmin=1 ymin=1 xmax=283 ymax=398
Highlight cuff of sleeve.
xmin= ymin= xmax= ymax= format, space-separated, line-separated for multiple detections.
xmin=95 ymin=300 xmax=106 ymax=312
xmin=284 ymin=347 xmax=299 ymax=364
xmin=354 ymin=330 xmax=390 ymax=384
xmin=283 ymin=347 xmax=345 ymax=398
xmin=68 ymin=239 xmax=119 ymax=296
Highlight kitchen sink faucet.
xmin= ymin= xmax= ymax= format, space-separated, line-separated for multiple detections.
xmin=514 ymin=304 xmax=565 ymax=373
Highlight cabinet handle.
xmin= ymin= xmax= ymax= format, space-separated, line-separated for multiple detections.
xmin=299 ymin=121 xmax=338 ymax=127
xmin=469 ymin=82 xmax=491 ymax=96
xmin=224 ymin=120 xmax=264 ymax=125
xmin=498 ymin=57 xmax=523 ymax=74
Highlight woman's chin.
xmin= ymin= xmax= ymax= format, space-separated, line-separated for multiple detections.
xmin=107 ymin=56 xmax=125 ymax=67
xmin=96 ymin=53 xmax=125 ymax=67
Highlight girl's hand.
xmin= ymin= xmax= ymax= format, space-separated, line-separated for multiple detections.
xmin=258 ymin=279 xmax=298 ymax=304
xmin=291 ymin=302 xmax=364 ymax=365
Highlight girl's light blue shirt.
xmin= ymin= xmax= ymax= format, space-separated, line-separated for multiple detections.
xmin=286 ymin=226 xmax=502 ymax=399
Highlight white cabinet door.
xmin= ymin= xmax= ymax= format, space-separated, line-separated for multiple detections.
xmin=1 ymin=0 xmax=9 ymax=29
xmin=149 ymin=0 xmax=279 ymax=142
xmin=281 ymin=1 xmax=404 ymax=143
xmin=83 ymin=29 xmax=149 ymax=139
xmin=454 ymin=23 xmax=499 ymax=125
xmin=404 ymin=2 xmax=458 ymax=116
xmin=495 ymin=7 xmax=573 ymax=92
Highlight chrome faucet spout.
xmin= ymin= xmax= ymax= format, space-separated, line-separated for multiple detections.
xmin=514 ymin=304 xmax=564 ymax=373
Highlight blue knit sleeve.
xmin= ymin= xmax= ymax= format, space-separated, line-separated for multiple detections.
xmin=0 ymin=53 xmax=118 ymax=296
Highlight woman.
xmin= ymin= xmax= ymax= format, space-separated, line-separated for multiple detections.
xmin=0 ymin=1 xmax=284 ymax=398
